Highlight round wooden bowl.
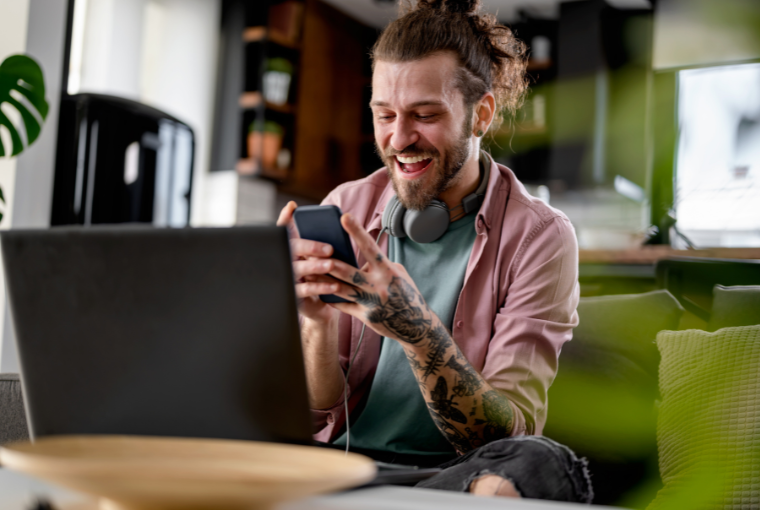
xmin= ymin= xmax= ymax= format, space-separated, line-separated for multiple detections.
xmin=0 ymin=435 xmax=376 ymax=510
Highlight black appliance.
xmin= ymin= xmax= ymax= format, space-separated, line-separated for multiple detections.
xmin=52 ymin=93 xmax=194 ymax=227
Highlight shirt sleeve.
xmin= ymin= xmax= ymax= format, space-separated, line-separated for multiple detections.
xmin=482 ymin=215 xmax=580 ymax=436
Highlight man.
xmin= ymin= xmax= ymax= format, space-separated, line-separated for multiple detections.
xmin=278 ymin=0 xmax=591 ymax=502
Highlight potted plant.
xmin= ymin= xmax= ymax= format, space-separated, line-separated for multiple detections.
xmin=246 ymin=119 xmax=284 ymax=175
xmin=0 ymin=54 xmax=49 ymax=222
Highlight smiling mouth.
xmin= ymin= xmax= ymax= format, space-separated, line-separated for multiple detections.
xmin=396 ymin=155 xmax=433 ymax=174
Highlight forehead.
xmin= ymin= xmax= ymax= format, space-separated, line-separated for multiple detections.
xmin=371 ymin=52 xmax=462 ymax=108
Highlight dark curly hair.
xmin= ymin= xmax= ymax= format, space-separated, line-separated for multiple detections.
xmin=372 ymin=0 xmax=528 ymax=133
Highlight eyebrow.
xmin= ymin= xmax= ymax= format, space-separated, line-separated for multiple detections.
xmin=370 ymin=100 xmax=446 ymax=108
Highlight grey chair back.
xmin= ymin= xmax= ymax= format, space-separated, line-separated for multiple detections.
xmin=0 ymin=373 xmax=29 ymax=445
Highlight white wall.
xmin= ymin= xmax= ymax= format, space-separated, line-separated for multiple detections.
xmin=0 ymin=0 xmax=30 ymax=372
xmin=0 ymin=0 xmax=69 ymax=372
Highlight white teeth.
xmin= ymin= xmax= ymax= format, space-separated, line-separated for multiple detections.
xmin=397 ymin=155 xmax=430 ymax=164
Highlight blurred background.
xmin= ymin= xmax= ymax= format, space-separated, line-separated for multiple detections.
xmin=1 ymin=0 xmax=758 ymax=250
xmin=1 ymin=0 xmax=759 ymax=508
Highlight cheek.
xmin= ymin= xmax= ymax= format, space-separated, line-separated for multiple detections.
xmin=373 ymin=123 xmax=393 ymax=147
xmin=417 ymin=126 xmax=449 ymax=152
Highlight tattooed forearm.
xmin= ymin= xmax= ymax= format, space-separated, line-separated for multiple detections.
xmin=403 ymin=321 xmax=515 ymax=453
xmin=347 ymin=269 xmax=515 ymax=453
xmin=477 ymin=390 xmax=514 ymax=443
xmin=446 ymin=355 xmax=483 ymax=397
xmin=420 ymin=325 xmax=452 ymax=381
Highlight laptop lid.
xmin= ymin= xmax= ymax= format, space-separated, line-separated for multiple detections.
xmin=1 ymin=226 xmax=312 ymax=445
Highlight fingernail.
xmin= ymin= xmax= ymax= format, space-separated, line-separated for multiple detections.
xmin=322 ymin=260 xmax=331 ymax=270
xmin=344 ymin=213 xmax=354 ymax=224
xmin=331 ymin=284 xmax=339 ymax=292
xmin=322 ymin=245 xmax=331 ymax=255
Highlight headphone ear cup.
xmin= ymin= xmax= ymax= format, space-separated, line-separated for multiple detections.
xmin=403 ymin=199 xmax=450 ymax=243
xmin=382 ymin=195 xmax=407 ymax=238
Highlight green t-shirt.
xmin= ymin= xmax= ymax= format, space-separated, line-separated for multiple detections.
xmin=332 ymin=211 xmax=478 ymax=456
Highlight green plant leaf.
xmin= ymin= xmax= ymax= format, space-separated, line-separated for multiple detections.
xmin=0 ymin=54 xmax=49 ymax=158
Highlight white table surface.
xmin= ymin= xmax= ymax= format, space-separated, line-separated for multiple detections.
xmin=0 ymin=467 xmax=619 ymax=510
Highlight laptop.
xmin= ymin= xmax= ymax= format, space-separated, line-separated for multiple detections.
xmin=1 ymin=226 xmax=312 ymax=445
xmin=2 ymin=225 xmax=441 ymax=484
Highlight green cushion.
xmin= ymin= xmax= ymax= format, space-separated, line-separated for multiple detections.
xmin=547 ymin=290 xmax=684 ymax=455
xmin=707 ymin=285 xmax=760 ymax=332
xmin=545 ymin=290 xmax=683 ymax=506
xmin=649 ymin=326 xmax=760 ymax=510
xmin=566 ymin=290 xmax=685 ymax=377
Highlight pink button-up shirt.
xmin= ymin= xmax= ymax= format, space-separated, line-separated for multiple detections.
xmin=312 ymin=158 xmax=580 ymax=443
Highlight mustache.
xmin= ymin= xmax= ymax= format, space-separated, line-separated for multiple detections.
xmin=381 ymin=143 xmax=439 ymax=159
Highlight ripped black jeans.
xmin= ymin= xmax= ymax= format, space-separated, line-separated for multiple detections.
xmin=417 ymin=435 xmax=593 ymax=503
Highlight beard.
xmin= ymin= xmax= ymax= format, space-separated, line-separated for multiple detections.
xmin=378 ymin=116 xmax=472 ymax=211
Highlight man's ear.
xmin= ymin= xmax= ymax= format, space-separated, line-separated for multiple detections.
xmin=473 ymin=92 xmax=496 ymax=136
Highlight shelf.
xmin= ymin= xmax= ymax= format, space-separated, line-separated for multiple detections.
xmin=236 ymin=158 xmax=289 ymax=180
xmin=243 ymin=26 xmax=300 ymax=50
xmin=239 ymin=92 xmax=296 ymax=114
xmin=527 ymin=59 xmax=553 ymax=72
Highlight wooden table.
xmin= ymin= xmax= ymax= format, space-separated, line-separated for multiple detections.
xmin=0 ymin=468 xmax=622 ymax=510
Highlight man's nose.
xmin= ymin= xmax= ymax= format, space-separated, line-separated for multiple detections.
xmin=389 ymin=117 xmax=419 ymax=152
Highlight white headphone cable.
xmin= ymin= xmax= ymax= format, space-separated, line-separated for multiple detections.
xmin=343 ymin=228 xmax=385 ymax=455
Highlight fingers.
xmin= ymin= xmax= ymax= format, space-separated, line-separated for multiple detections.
xmin=295 ymin=281 xmax=340 ymax=299
xmin=327 ymin=258 xmax=372 ymax=288
xmin=341 ymin=213 xmax=385 ymax=267
xmin=276 ymin=201 xmax=297 ymax=227
xmin=290 ymin=238 xmax=333 ymax=260
xmin=293 ymin=258 xmax=336 ymax=280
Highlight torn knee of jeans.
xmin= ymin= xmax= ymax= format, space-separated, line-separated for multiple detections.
xmin=465 ymin=470 xmax=523 ymax=497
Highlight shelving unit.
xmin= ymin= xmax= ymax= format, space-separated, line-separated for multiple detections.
xmin=211 ymin=0 xmax=379 ymax=204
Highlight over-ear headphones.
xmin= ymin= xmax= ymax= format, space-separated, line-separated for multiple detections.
xmin=381 ymin=151 xmax=491 ymax=243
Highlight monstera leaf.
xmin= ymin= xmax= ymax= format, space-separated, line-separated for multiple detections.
xmin=0 ymin=54 xmax=49 ymax=157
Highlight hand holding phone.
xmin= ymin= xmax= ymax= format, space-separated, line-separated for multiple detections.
xmin=293 ymin=205 xmax=358 ymax=303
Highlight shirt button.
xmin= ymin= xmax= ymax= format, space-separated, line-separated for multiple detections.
xmin=327 ymin=414 xmax=335 ymax=424
xmin=456 ymin=320 xmax=464 ymax=328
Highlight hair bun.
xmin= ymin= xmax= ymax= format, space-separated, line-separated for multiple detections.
xmin=443 ymin=0 xmax=480 ymax=14
xmin=417 ymin=0 xmax=481 ymax=15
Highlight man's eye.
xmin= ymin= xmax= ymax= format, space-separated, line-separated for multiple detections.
xmin=417 ymin=115 xmax=435 ymax=120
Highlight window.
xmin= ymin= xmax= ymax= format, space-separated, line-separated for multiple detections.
xmin=675 ymin=62 xmax=760 ymax=247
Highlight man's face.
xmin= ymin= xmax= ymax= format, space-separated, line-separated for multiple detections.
xmin=371 ymin=52 xmax=473 ymax=210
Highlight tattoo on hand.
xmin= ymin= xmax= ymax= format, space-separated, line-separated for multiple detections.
xmin=349 ymin=276 xmax=431 ymax=344
xmin=352 ymin=271 xmax=368 ymax=286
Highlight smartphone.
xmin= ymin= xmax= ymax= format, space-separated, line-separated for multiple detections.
xmin=293 ymin=205 xmax=358 ymax=303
